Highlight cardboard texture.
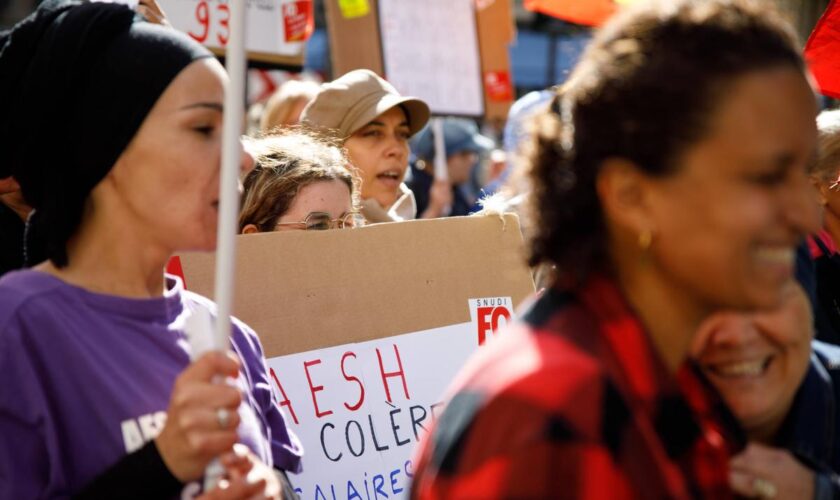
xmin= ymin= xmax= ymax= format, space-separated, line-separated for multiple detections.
xmin=477 ymin=0 xmax=516 ymax=122
xmin=178 ymin=214 xmax=535 ymax=358
xmin=324 ymin=0 xmax=515 ymax=120
xmin=324 ymin=0 xmax=384 ymax=76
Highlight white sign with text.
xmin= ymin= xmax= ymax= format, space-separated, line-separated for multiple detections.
xmin=158 ymin=0 xmax=310 ymax=57
xmin=378 ymin=0 xmax=484 ymax=117
xmin=267 ymin=297 xmax=514 ymax=499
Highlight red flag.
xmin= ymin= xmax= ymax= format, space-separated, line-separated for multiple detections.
xmin=524 ymin=0 xmax=620 ymax=27
xmin=166 ymin=255 xmax=188 ymax=289
xmin=805 ymin=0 xmax=840 ymax=99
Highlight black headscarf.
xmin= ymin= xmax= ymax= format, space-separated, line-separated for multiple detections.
xmin=0 ymin=1 xmax=212 ymax=267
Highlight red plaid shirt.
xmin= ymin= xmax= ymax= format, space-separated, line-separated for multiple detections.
xmin=410 ymin=276 xmax=742 ymax=499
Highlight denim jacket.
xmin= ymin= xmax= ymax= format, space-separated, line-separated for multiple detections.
xmin=777 ymin=341 xmax=840 ymax=500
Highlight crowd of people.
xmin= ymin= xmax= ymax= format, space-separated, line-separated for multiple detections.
xmin=3 ymin=0 xmax=840 ymax=498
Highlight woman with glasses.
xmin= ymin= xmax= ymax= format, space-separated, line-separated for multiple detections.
xmin=239 ymin=128 xmax=361 ymax=234
xmin=300 ymin=69 xmax=430 ymax=224
xmin=810 ymin=109 xmax=840 ymax=250
xmin=807 ymin=109 xmax=840 ymax=344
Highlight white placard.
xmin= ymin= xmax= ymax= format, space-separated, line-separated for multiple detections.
xmin=268 ymin=297 xmax=514 ymax=499
xmin=378 ymin=0 xmax=484 ymax=117
xmin=158 ymin=0 xmax=307 ymax=57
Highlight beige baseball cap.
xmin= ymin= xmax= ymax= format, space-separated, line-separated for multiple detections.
xmin=300 ymin=69 xmax=431 ymax=139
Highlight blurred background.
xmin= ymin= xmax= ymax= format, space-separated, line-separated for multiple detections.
xmin=1 ymin=0 xmax=830 ymax=100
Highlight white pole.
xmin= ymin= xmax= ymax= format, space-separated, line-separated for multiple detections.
xmin=432 ymin=117 xmax=448 ymax=182
xmin=205 ymin=0 xmax=246 ymax=490
xmin=214 ymin=0 xmax=247 ymax=351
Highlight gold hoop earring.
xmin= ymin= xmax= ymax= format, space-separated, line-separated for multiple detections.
xmin=638 ymin=230 xmax=652 ymax=251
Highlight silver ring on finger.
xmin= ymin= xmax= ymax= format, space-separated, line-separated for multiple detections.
xmin=752 ymin=477 xmax=777 ymax=499
xmin=216 ymin=407 xmax=231 ymax=429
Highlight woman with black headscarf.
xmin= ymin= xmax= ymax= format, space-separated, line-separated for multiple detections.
xmin=0 ymin=2 xmax=301 ymax=498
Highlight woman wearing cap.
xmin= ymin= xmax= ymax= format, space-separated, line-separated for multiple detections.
xmin=300 ymin=69 xmax=430 ymax=223
xmin=411 ymin=0 xmax=820 ymax=498
xmin=409 ymin=117 xmax=494 ymax=218
xmin=239 ymin=128 xmax=361 ymax=233
xmin=0 ymin=2 xmax=300 ymax=498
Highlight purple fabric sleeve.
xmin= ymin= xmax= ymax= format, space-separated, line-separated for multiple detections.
xmin=0 ymin=270 xmax=302 ymax=498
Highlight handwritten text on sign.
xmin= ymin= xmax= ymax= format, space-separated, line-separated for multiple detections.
xmin=265 ymin=297 xmax=514 ymax=499
xmin=378 ymin=0 xmax=484 ymax=116
xmin=158 ymin=0 xmax=312 ymax=56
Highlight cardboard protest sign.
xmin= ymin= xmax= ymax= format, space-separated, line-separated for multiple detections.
xmin=378 ymin=0 xmax=484 ymax=117
xmin=323 ymin=0 xmax=515 ymax=121
xmin=158 ymin=0 xmax=311 ymax=65
xmin=476 ymin=0 xmax=516 ymax=124
xmin=178 ymin=215 xmax=535 ymax=497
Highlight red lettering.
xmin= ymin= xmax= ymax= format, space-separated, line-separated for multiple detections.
xmin=341 ymin=352 xmax=365 ymax=411
xmin=216 ymin=3 xmax=230 ymax=46
xmin=303 ymin=359 xmax=332 ymax=418
xmin=491 ymin=307 xmax=511 ymax=332
xmin=477 ymin=306 xmax=493 ymax=345
xmin=189 ymin=0 xmax=209 ymax=43
xmin=376 ymin=344 xmax=410 ymax=403
xmin=269 ymin=367 xmax=299 ymax=425
xmin=477 ymin=306 xmax=511 ymax=345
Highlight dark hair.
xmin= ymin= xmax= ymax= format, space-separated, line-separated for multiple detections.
xmin=527 ymin=0 xmax=804 ymax=283
xmin=0 ymin=2 xmax=210 ymax=267
xmin=239 ymin=127 xmax=360 ymax=232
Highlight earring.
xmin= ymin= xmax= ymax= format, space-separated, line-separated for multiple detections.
xmin=638 ymin=229 xmax=652 ymax=251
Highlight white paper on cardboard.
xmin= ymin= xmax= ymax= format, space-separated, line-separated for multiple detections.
xmin=378 ymin=0 xmax=484 ymax=117
xmin=269 ymin=297 xmax=515 ymax=499
xmin=158 ymin=0 xmax=306 ymax=57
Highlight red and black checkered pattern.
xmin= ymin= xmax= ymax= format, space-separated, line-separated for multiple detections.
xmin=410 ymin=276 xmax=743 ymax=499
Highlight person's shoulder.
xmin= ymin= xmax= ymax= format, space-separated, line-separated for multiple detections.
xmin=179 ymin=287 xmax=264 ymax=356
xmin=0 ymin=268 xmax=62 ymax=296
xmin=418 ymin=317 xmax=619 ymax=492
xmin=442 ymin=311 xmax=609 ymax=442
xmin=0 ymin=270 xmax=71 ymax=361
xmin=477 ymin=289 xmax=600 ymax=381
xmin=485 ymin=322 xmax=604 ymax=390
xmin=0 ymin=269 xmax=65 ymax=321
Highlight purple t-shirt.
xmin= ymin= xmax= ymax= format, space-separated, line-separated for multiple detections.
xmin=0 ymin=270 xmax=303 ymax=499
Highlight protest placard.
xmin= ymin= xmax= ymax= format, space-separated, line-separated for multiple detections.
xmin=378 ymin=0 xmax=483 ymax=117
xmin=177 ymin=215 xmax=535 ymax=497
xmin=323 ymin=0 xmax=515 ymax=121
xmin=157 ymin=0 xmax=310 ymax=65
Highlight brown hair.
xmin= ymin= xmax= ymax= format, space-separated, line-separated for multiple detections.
xmin=527 ymin=0 xmax=804 ymax=283
xmin=813 ymin=109 xmax=840 ymax=183
xmin=239 ymin=127 xmax=361 ymax=232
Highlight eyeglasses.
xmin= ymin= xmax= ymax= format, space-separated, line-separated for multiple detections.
xmin=275 ymin=212 xmax=359 ymax=231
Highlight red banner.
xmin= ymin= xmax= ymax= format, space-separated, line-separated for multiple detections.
xmin=805 ymin=0 xmax=840 ymax=99
xmin=523 ymin=0 xmax=618 ymax=27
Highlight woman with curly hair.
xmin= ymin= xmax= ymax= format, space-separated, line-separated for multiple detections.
xmin=410 ymin=0 xmax=821 ymax=498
